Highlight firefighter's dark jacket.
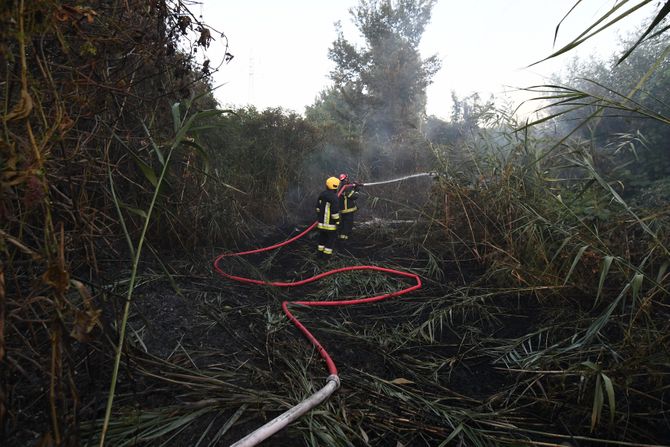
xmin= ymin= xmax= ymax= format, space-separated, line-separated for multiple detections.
xmin=316 ymin=189 xmax=340 ymax=230
xmin=339 ymin=185 xmax=358 ymax=214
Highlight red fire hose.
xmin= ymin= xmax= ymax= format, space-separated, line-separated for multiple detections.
xmin=213 ymin=184 xmax=422 ymax=376
xmin=214 ymin=184 xmax=423 ymax=446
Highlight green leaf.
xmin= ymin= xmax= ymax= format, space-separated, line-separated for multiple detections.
xmin=656 ymin=260 xmax=669 ymax=283
xmin=171 ymin=102 xmax=181 ymax=134
xmin=533 ymin=0 xmax=653 ymax=66
xmin=617 ymin=1 xmax=670 ymax=64
xmin=108 ymin=166 xmax=135 ymax=258
xmin=132 ymin=156 xmax=158 ymax=188
xmin=359 ymin=427 xmax=369 ymax=443
xmin=564 ymin=245 xmax=589 ymax=286
xmin=549 ymin=235 xmax=571 ymax=264
xmin=108 ymin=128 xmax=158 ymax=187
xmin=120 ymin=203 xmax=148 ymax=219
xmin=180 ymin=139 xmax=210 ymax=175
xmin=142 ymin=122 xmax=164 ymax=166
xmin=438 ymin=423 xmax=463 ymax=446
xmin=596 ymin=256 xmax=614 ymax=307
xmin=147 ymin=243 xmax=182 ymax=296
xmin=170 ymin=109 xmax=233 ymax=160
xmin=591 ymin=373 xmax=603 ymax=432
xmin=601 ymin=372 xmax=616 ymax=426
xmin=631 ymin=273 xmax=644 ymax=300
xmin=581 ymin=360 xmax=599 ymax=371
xmin=212 ymin=405 xmax=247 ymax=442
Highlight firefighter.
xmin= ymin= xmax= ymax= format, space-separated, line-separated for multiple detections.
xmin=316 ymin=176 xmax=341 ymax=258
xmin=337 ymin=173 xmax=359 ymax=241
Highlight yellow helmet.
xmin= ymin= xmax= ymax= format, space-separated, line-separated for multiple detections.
xmin=326 ymin=176 xmax=340 ymax=190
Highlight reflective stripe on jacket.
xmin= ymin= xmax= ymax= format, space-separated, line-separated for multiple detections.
xmin=316 ymin=189 xmax=340 ymax=231
xmin=339 ymin=187 xmax=358 ymax=214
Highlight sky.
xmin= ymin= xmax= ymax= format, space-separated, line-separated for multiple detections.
xmin=196 ymin=1 xmax=654 ymax=120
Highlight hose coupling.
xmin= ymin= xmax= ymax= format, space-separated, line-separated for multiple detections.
xmin=326 ymin=374 xmax=341 ymax=389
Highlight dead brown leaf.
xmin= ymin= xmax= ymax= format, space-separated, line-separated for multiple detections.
xmin=69 ymin=308 xmax=101 ymax=342
xmin=3 ymin=89 xmax=33 ymax=122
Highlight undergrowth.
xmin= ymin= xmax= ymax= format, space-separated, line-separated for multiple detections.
xmin=2 ymin=1 xmax=669 ymax=446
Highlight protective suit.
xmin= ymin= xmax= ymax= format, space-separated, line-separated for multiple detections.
xmin=316 ymin=177 xmax=341 ymax=257
xmin=337 ymin=173 xmax=359 ymax=241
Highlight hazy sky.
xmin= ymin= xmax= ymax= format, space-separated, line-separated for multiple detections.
xmin=198 ymin=1 xmax=653 ymax=119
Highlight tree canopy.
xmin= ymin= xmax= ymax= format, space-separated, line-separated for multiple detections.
xmin=326 ymin=0 xmax=441 ymax=139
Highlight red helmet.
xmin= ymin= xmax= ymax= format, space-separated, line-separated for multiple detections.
xmin=338 ymin=173 xmax=349 ymax=182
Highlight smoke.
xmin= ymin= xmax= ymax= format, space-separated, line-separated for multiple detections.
xmin=284 ymin=142 xmax=359 ymax=222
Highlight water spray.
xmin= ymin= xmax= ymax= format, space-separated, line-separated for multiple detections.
xmin=358 ymin=171 xmax=437 ymax=187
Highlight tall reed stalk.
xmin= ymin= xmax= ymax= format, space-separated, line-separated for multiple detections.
xmin=99 ymin=102 xmax=228 ymax=445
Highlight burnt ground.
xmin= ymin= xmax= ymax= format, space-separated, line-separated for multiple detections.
xmin=8 ymin=220 xmax=668 ymax=446
xmin=91 ymin=221 xmax=559 ymax=446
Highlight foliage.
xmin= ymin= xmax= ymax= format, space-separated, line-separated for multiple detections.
xmin=523 ymin=0 xmax=670 ymax=184
xmin=544 ymin=31 xmax=670 ymax=180
xmin=326 ymin=0 xmax=441 ymax=140
xmin=100 ymin=102 xmax=232 ymax=445
xmin=535 ymin=0 xmax=670 ymax=66
xmin=2 ymin=0 xmax=669 ymax=446
xmin=0 ymin=3 xmax=340 ymax=440
xmin=198 ymin=106 xmax=324 ymax=223
xmin=306 ymin=0 xmax=443 ymax=186
xmin=0 ymin=1 xmax=234 ymax=444
xmin=305 ymin=86 xmax=363 ymax=153
xmin=425 ymin=92 xmax=499 ymax=147
xmin=405 ymin=10 xmax=669 ymax=443
xmin=423 ymin=108 xmax=669 ymax=444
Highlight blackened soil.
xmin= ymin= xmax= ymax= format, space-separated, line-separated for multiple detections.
xmin=99 ymin=223 xmax=548 ymax=446
xmin=9 ymin=222 xmax=667 ymax=446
